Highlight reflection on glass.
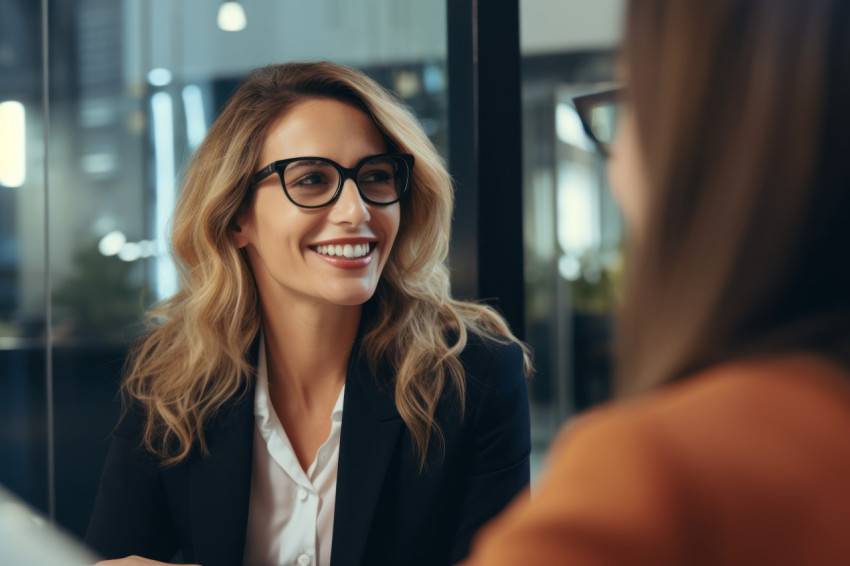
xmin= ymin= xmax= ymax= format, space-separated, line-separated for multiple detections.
xmin=151 ymin=91 xmax=178 ymax=300
xmin=181 ymin=85 xmax=207 ymax=151
xmin=588 ymin=103 xmax=617 ymax=146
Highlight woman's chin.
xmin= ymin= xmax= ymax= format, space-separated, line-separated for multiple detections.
xmin=320 ymin=284 xmax=378 ymax=307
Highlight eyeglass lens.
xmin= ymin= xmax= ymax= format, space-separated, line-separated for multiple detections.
xmin=281 ymin=155 xmax=408 ymax=207
xmin=587 ymin=101 xmax=618 ymax=149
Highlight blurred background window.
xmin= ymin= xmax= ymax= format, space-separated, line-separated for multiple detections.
xmin=520 ymin=0 xmax=625 ymax=472
xmin=0 ymin=0 xmax=623 ymax=538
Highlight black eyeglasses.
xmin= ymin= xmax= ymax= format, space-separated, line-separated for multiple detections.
xmin=573 ymin=87 xmax=623 ymax=157
xmin=251 ymin=153 xmax=414 ymax=209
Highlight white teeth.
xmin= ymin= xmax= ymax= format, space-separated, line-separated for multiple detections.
xmin=314 ymin=243 xmax=373 ymax=258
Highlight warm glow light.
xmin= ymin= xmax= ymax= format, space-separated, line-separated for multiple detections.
xmin=0 ymin=101 xmax=26 ymax=187
xmin=217 ymin=2 xmax=247 ymax=32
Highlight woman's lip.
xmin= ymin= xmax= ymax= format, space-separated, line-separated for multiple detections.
xmin=309 ymin=237 xmax=377 ymax=246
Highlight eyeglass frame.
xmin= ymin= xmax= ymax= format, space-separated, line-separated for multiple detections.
xmin=573 ymin=87 xmax=623 ymax=157
xmin=250 ymin=152 xmax=415 ymax=209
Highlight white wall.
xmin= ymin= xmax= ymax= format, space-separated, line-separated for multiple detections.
xmin=124 ymin=0 xmax=447 ymax=84
xmin=521 ymin=0 xmax=625 ymax=54
xmin=125 ymin=0 xmax=623 ymax=84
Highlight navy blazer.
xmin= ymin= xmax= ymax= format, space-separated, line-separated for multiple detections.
xmin=84 ymin=332 xmax=530 ymax=566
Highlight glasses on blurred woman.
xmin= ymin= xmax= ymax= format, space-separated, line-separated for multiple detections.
xmin=252 ymin=152 xmax=414 ymax=208
xmin=573 ymin=87 xmax=623 ymax=157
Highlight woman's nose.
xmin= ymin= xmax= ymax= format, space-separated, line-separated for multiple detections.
xmin=329 ymin=178 xmax=371 ymax=225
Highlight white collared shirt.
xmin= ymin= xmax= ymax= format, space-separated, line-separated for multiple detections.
xmin=243 ymin=335 xmax=345 ymax=566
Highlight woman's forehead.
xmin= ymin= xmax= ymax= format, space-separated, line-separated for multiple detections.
xmin=261 ymin=98 xmax=387 ymax=167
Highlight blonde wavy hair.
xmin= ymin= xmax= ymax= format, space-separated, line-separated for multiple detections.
xmin=123 ymin=61 xmax=531 ymax=467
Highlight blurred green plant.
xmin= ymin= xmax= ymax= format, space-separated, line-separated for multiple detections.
xmin=570 ymin=250 xmax=623 ymax=315
xmin=52 ymin=240 xmax=149 ymax=340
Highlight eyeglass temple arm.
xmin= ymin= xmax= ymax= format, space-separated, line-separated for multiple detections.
xmin=252 ymin=163 xmax=276 ymax=184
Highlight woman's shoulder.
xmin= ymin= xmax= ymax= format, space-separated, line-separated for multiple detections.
xmin=626 ymin=353 xmax=850 ymax=430
xmin=558 ymin=354 xmax=850 ymax=483
xmin=456 ymin=331 xmax=526 ymax=382
xmin=112 ymin=398 xmax=148 ymax=442
xmin=453 ymin=331 xmax=529 ymax=420
xmin=457 ymin=329 xmax=524 ymax=364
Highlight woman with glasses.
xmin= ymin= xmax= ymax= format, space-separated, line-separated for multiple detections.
xmin=462 ymin=0 xmax=850 ymax=564
xmin=85 ymin=62 xmax=531 ymax=566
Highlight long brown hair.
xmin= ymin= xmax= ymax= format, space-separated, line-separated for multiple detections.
xmin=123 ymin=62 xmax=530 ymax=466
xmin=616 ymin=0 xmax=850 ymax=394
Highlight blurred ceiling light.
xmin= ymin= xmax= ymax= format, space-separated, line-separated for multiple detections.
xmin=138 ymin=240 xmax=157 ymax=258
xmin=394 ymin=71 xmax=421 ymax=99
xmin=218 ymin=1 xmax=247 ymax=32
xmin=558 ymin=255 xmax=582 ymax=281
xmin=0 ymin=101 xmax=26 ymax=188
xmin=147 ymin=68 xmax=173 ymax=87
xmin=422 ymin=64 xmax=445 ymax=94
xmin=98 ymin=231 xmax=127 ymax=256
xmin=118 ymin=242 xmax=142 ymax=262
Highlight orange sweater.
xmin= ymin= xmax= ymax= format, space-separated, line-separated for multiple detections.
xmin=462 ymin=355 xmax=850 ymax=565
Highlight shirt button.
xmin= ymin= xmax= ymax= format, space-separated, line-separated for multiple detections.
xmin=296 ymin=553 xmax=312 ymax=566
xmin=297 ymin=488 xmax=308 ymax=501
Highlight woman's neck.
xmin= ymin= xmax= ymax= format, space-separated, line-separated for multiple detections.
xmin=260 ymin=299 xmax=361 ymax=408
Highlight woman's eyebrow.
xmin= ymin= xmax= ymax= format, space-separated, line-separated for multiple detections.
xmin=285 ymin=159 xmax=328 ymax=169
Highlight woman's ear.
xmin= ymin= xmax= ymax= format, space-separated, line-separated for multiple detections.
xmin=230 ymin=218 xmax=249 ymax=248
xmin=230 ymin=193 xmax=254 ymax=248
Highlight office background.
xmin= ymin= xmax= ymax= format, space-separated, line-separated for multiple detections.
xmin=0 ymin=0 xmax=624 ymax=538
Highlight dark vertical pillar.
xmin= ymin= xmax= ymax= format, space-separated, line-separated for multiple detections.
xmin=447 ymin=0 xmax=525 ymax=338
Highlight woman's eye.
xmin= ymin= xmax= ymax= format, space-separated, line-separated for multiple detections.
xmin=360 ymin=170 xmax=392 ymax=184
xmin=293 ymin=173 xmax=328 ymax=187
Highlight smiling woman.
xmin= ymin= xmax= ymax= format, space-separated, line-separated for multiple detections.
xmin=83 ymin=62 xmax=532 ymax=566
xmin=233 ymin=99 xmax=402 ymax=311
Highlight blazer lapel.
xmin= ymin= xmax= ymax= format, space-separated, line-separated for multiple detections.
xmin=331 ymin=351 xmax=403 ymax=566
xmin=189 ymin=340 xmax=259 ymax=566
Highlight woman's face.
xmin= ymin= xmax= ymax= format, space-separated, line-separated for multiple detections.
xmin=607 ymin=102 xmax=650 ymax=237
xmin=234 ymin=98 xmax=401 ymax=309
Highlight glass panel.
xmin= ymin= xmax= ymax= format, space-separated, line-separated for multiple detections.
xmin=520 ymin=0 xmax=625 ymax=479
xmin=42 ymin=0 xmax=448 ymax=537
xmin=0 ymin=1 xmax=49 ymax=515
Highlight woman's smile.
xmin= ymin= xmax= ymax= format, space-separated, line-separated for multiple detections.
xmin=308 ymin=237 xmax=379 ymax=269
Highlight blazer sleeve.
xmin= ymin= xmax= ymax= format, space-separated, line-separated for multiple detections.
xmin=84 ymin=406 xmax=179 ymax=561
xmin=459 ymin=410 xmax=687 ymax=566
xmin=450 ymin=340 xmax=531 ymax=564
